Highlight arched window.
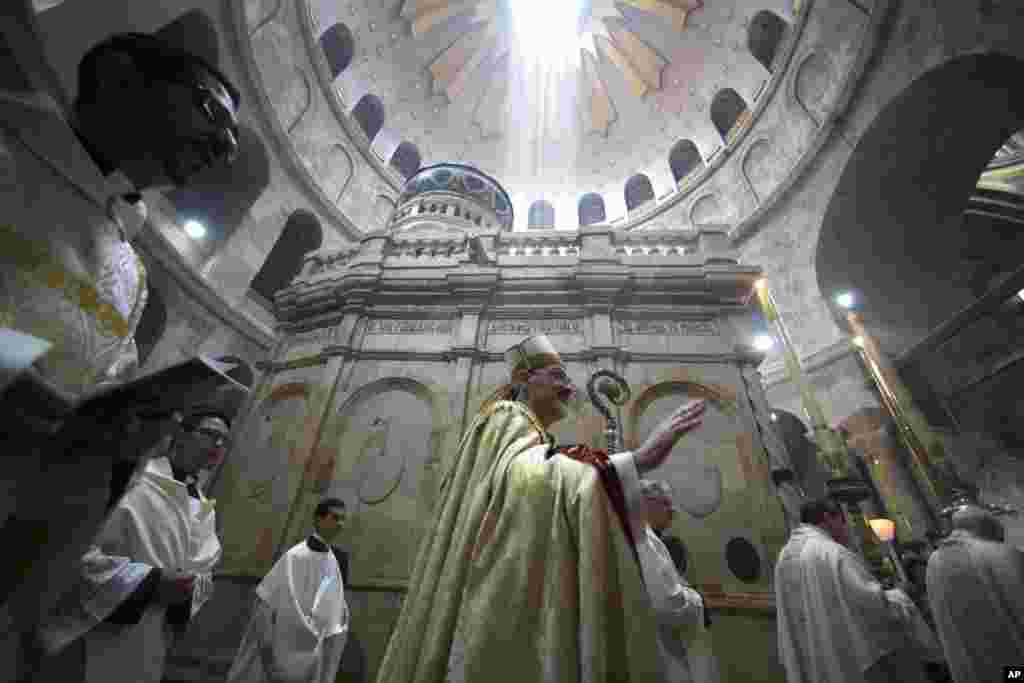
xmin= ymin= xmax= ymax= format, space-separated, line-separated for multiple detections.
xmin=624 ymin=174 xmax=655 ymax=212
xmin=669 ymin=140 xmax=704 ymax=185
xmin=249 ymin=210 xmax=324 ymax=303
xmin=527 ymin=200 xmax=555 ymax=229
xmin=748 ymin=11 xmax=788 ymax=72
xmin=134 ymin=286 xmax=167 ymax=368
xmin=353 ymin=94 xmax=385 ymax=142
xmin=320 ymin=23 xmax=354 ymax=79
xmin=711 ymin=89 xmax=750 ymax=143
xmin=578 ymin=193 xmax=606 ymax=227
xmin=389 ymin=141 xmax=421 ymax=180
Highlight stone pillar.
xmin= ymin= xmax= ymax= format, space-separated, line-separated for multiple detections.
xmin=698 ymin=229 xmax=739 ymax=264
xmin=739 ymin=361 xmax=803 ymax=530
xmin=449 ymin=305 xmax=483 ymax=442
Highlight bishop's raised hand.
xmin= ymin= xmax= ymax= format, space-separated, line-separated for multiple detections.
xmin=634 ymin=399 xmax=707 ymax=474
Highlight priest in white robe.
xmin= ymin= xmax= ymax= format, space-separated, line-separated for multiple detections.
xmin=32 ymin=379 xmax=247 ymax=683
xmin=775 ymin=497 xmax=938 ymax=683
xmin=926 ymin=504 xmax=1024 ymax=683
xmin=635 ymin=479 xmax=713 ymax=683
xmin=227 ymin=497 xmax=350 ymax=683
xmin=375 ymin=334 xmax=708 ymax=683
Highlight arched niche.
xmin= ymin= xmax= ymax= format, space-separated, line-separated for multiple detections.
xmin=527 ymin=199 xmax=555 ymax=229
xmin=578 ymin=192 xmax=606 ymax=226
xmin=389 ymin=141 xmax=421 ymax=180
xmin=218 ymin=382 xmax=311 ymax=573
xmin=353 ymin=93 xmax=385 ymax=142
xmin=628 ymin=381 xmax=742 ymax=520
xmin=669 ymin=139 xmax=704 ymax=186
xmin=748 ymin=10 xmax=788 ymax=73
xmin=249 ymin=210 xmax=324 ymax=304
xmin=320 ymin=22 xmax=354 ymax=79
xmin=328 ymin=377 xmax=451 ymax=586
xmin=625 ymin=173 xmax=655 ymax=212
xmin=710 ymin=88 xmax=750 ymax=143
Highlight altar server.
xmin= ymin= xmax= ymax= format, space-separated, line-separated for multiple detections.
xmin=227 ymin=497 xmax=350 ymax=683
xmin=926 ymin=504 xmax=1024 ymax=683
xmin=776 ymin=497 xmax=938 ymax=683
xmin=33 ymin=369 xmax=248 ymax=683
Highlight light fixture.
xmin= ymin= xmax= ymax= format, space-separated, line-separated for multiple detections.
xmin=851 ymin=336 xmax=865 ymax=348
xmin=754 ymin=278 xmax=767 ymax=290
xmin=835 ymin=291 xmax=855 ymax=309
xmin=183 ymin=220 xmax=207 ymax=239
xmin=770 ymin=412 xmax=778 ymax=422
xmin=1018 ymin=288 xmax=1024 ymax=303
xmin=753 ymin=334 xmax=775 ymax=351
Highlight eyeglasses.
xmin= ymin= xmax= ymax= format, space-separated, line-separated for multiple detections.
xmin=193 ymin=427 xmax=230 ymax=448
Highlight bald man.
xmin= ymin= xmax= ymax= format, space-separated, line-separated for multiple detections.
xmin=926 ymin=505 xmax=1024 ymax=683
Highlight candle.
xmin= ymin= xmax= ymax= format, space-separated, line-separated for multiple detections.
xmin=869 ymin=518 xmax=895 ymax=543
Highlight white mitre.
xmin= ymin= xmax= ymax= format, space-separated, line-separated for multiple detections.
xmin=504 ymin=334 xmax=562 ymax=374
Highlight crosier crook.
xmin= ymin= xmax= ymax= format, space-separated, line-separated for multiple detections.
xmin=586 ymin=368 xmax=631 ymax=453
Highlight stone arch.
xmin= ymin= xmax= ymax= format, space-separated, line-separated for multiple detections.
xmin=578 ymin=192 xmax=607 ymax=226
xmin=326 ymin=143 xmax=354 ymax=204
xmin=250 ymin=210 xmax=324 ymax=303
xmin=389 ymin=141 xmax=422 ymax=180
xmin=711 ymin=88 xmax=750 ymax=143
xmin=353 ymin=94 xmax=385 ymax=142
xmin=627 ymin=380 xmax=740 ymax=519
xmin=167 ymin=125 xmax=271 ymax=258
xmin=329 ymin=376 xmax=453 ymax=584
xmin=669 ymin=139 xmax=704 ymax=186
xmin=528 ymin=200 xmax=555 ymax=229
xmin=817 ymin=52 xmax=1024 ymax=358
xmin=134 ymin=284 xmax=167 ymax=369
xmin=793 ymin=50 xmax=835 ymax=127
xmin=742 ymin=139 xmax=779 ymax=205
xmin=624 ymin=174 xmax=655 ymax=212
xmin=320 ymin=22 xmax=354 ymax=79
xmin=374 ymin=194 xmax=396 ymax=227
xmin=690 ymin=193 xmax=730 ymax=228
xmin=748 ymin=10 xmax=788 ymax=73
xmin=286 ymin=67 xmax=314 ymax=134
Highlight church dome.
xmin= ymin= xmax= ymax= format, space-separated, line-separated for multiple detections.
xmin=394 ymin=163 xmax=514 ymax=231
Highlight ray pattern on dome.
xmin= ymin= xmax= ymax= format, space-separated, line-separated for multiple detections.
xmin=401 ymin=0 xmax=704 ymax=138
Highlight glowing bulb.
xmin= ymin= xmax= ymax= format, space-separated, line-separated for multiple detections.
xmin=835 ymin=291 xmax=855 ymax=309
xmin=868 ymin=518 xmax=895 ymax=543
xmin=183 ymin=220 xmax=207 ymax=239
xmin=770 ymin=412 xmax=778 ymax=422
xmin=851 ymin=336 xmax=865 ymax=348
xmin=754 ymin=278 xmax=767 ymax=290
xmin=1018 ymin=288 xmax=1024 ymax=303
xmin=753 ymin=334 xmax=775 ymax=351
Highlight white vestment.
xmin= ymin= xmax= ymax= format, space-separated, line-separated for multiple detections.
xmin=926 ymin=529 xmax=1024 ymax=683
xmin=775 ymin=524 xmax=937 ymax=683
xmin=227 ymin=536 xmax=349 ymax=683
xmin=636 ymin=526 xmax=711 ymax=683
xmin=37 ymin=455 xmax=221 ymax=683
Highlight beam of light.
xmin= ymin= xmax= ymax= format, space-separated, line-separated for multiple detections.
xmin=507 ymin=0 xmax=584 ymax=65
xmin=183 ymin=220 xmax=207 ymax=239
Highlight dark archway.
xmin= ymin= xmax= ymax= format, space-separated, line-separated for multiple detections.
xmin=624 ymin=174 xmax=655 ymax=212
xmin=816 ymin=54 xmax=1024 ymax=356
xmin=389 ymin=141 xmax=421 ymax=180
xmin=748 ymin=10 xmax=788 ymax=72
xmin=353 ymin=94 xmax=385 ymax=142
xmin=527 ymin=200 xmax=555 ymax=229
xmin=669 ymin=140 xmax=704 ymax=185
xmin=166 ymin=125 xmax=271 ymax=260
xmin=134 ymin=286 xmax=167 ymax=368
xmin=710 ymin=88 xmax=750 ymax=142
xmin=320 ymin=23 xmax=355 ymax=79
xmin=249 ymin=210 xmax=324 ymax=303
xmin=578 ymin=192 xmax=606 ymax=226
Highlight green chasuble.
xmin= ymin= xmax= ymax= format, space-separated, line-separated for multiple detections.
xmin=376 ymin=400 xmax=666 ymax=683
